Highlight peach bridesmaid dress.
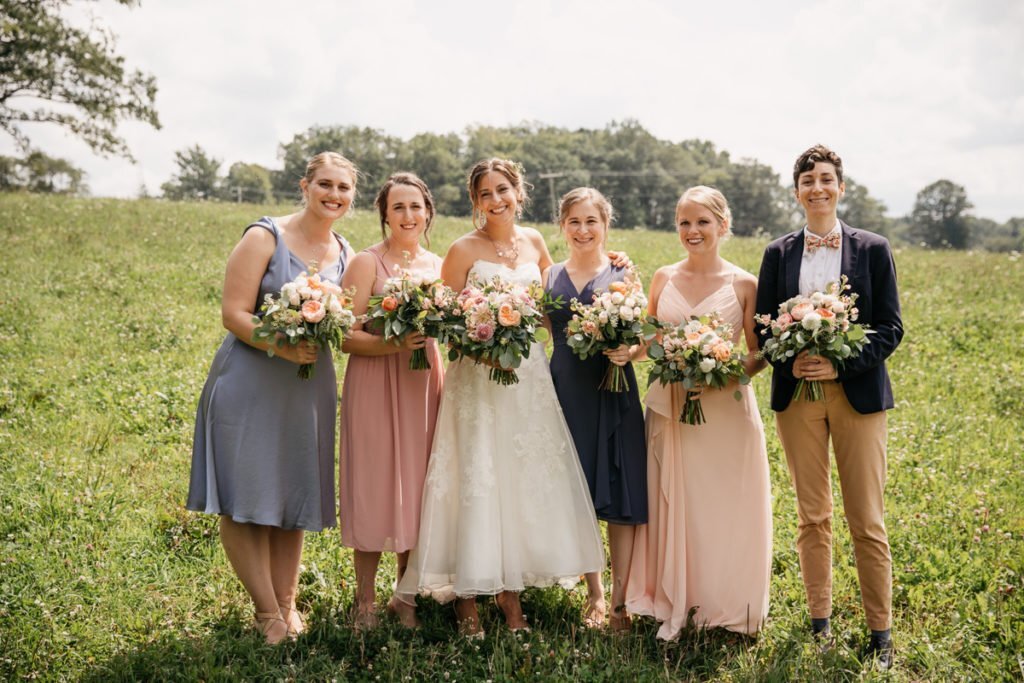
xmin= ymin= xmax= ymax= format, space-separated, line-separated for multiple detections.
xmin=625 ymin=269 xmax=772 ymax=639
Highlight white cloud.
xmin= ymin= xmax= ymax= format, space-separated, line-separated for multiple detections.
xmin=3 ymin=0 xmax=1021 ymax=220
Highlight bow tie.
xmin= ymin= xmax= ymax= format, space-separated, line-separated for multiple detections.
xmin=805 ymin=231 xmax=841 ymax=254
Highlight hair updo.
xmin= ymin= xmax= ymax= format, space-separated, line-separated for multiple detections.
xmin=678 ymin=185 xmax=732 ymax=237
xmin=466 ymin=158 xmax=531 ymax=217
xmin=373 ymin=172 xmax=436 ymax=246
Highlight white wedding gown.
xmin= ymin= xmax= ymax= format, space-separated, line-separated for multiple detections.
xmin=400 ymin=260 xmax=605 ymax=601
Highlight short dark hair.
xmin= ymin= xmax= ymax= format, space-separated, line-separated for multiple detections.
xmin=793 ymin=144 xmax=843 ymax=186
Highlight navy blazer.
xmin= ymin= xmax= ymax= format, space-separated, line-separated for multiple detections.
xmin=755 ymin=221 xmax=903 ymax=414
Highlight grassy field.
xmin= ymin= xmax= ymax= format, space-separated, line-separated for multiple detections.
xmin=0 ymin=194 xmax=1022 ymax=681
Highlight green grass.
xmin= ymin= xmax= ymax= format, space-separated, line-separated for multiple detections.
xmin=0 ymin=194 xmax=1022 ymax=681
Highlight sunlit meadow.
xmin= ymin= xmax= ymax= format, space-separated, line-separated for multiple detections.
xmin=0 ymin=195 xmax=1021 ymax=681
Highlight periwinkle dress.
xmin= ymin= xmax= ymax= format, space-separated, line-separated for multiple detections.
xmin=187 ymin=216 xmax=350 ymax=531
xmin=546 ymin=263 xmax=648 ymax=525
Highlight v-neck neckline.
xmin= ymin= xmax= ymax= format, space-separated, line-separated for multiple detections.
xmin=666 ymin=274 xmax=733 ymax=311
xmin=562 ymin=261 xmax=610 ymax=297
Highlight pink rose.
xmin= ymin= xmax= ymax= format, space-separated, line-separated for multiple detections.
xmin=790 ymin=302 xmax=814 ymax=321
xmin=301 ymin=300 xmax=326 ymax=323
xmin=474 ymin=322 xmax=494 ymax=341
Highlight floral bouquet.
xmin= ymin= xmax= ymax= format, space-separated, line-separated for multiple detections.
xmin=447 ymin=275 xmax=558 ymax=386
xmin=365 ymin=271 xmax=460 ymax=370
xmin=756 ymin=275 xmax=873 ymax=401
xmin=565 ymin=269 xmax=660 ymax=392
xmin=252 ymin=271 xmax=356 ymax=380
xmin=647 ymin=312 xmax=749 ymax=424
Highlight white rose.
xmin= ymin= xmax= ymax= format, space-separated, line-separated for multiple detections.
xmin=611 ymin=291 xmax=625 ymax=305
xmin=633 ymin=307 xmax=642 ymax=318
xmin=699 ymin=358 xmax=717 ymax=373
xmin=619 ymin=305 xmax=635 ymax=321
xmin=831 ymin=301 xmax=846 ymax=313
xmin=327 ymin=297 xmax=342 ymax=314
xmin=600 ymin=293 xmax=613 ymax=307
xmin=801 ymin=312 xmax=822 ymax=330
xmin=598 ymin=311 xmax=609 ymax=324
xmin=624 ymin=296 xmax=636 ymax=308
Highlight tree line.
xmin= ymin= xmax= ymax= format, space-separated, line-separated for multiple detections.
xmin=154 ymin=122 xmax=1020 ymax=252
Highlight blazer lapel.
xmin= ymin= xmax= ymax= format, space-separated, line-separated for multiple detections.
xmin=783 ymin=230 xmax=803 ymax=298
xmin=840 ymin=220 xmax=858 ymax=282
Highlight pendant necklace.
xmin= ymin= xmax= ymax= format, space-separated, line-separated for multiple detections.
xmin=487 ymin=228 xmax=520 ymax=265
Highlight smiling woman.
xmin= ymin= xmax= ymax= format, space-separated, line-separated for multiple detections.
xmin=336 ymin=172 xmax=445 ymax=630
xmin=398 ymin=158 xmax=606 ymax=638
xmin=185 ymin=151 xmax=357 ymax=644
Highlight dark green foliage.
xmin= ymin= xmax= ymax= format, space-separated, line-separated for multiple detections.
xmin=0 ymin=0 xmax=160 ymax=159
xmin=908 ymin=179 xmax=973 ymax=249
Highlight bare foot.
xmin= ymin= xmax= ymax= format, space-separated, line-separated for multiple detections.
xmin=352 ymin=599 xmax=380 ymax=631
xmin=582 ymin=595 xmax=607 ymax=629
xmin=455 ymin=597 xmax=484 ymax=639
xmin=387 ymin=596 xmax=421 ymax=629
xmin=495 ymin=591 xmax=529 ymax=631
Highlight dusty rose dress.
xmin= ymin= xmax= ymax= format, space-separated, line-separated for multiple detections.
xmin=625 ymin=269 xmax=772 ymax=639
xmin=338 ymin=244 xmax=444 ymax=552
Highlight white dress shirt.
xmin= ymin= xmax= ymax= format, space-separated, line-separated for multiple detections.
xmin=799 ymin=221 xmax=843 ymax=296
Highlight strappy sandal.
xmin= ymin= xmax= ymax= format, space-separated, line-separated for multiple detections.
xmin=609 ymin=604 xmax=632 ymax=633
xmin=254 ymin=611 xmax=289 ymax=645
xmin=352 ymin=599 xmax=380 ymax=631
xmin=387 ymin=596 xmax=421 ymax=629
xmin=277 ymin=603 xmax=305 ymax=639
xmin=494 ymin=592 xmax=530 ymax=633
xmin=582 ymin=596 xmax=608 ymax=629
xmin=455 ymin=599 xmax=485 ymax=639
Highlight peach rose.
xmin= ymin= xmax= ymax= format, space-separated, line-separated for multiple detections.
xmin=816 ymin=307 xmax=836 ymax=320
xmin=301 ymin=299 xmax=326 ymax=323
xmin=381 ymin=296 xmax=398 ymax=312
xmin=498 ymin=303 xmax=522 ymax=327
xmin=712 ymin=342 xmax=732 ymax=361
xmin=608 ymin=281 xmax=629 ymax=294
xmin=790 ymin=302 xmax=814 ymax=321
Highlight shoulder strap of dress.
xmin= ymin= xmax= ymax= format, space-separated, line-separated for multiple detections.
xmin=334 ymin=232 xmax=353 ymax=270
xmin=244 ymin=215 xmax=277 ymax=237
xmin=549 ymin=262 xmax=565 ymax=286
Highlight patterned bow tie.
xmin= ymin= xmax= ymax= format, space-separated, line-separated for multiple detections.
xmin=805 ymin=231 xmax=841 ymax=254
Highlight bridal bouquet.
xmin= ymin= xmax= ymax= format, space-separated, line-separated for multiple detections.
xmin=647 ymin=312 xmax=749 ymax=424
xmin=253 ymin=271 xmax=356 ymax=380
xmin=365 ymin=271 xmax=459 ymax=370
xmin=565 ymin=268 xmax=659 ymax=392
xmin=756 ymin=275 xmax=872 ymax=401
xmin=447 ymin=275 xmax=557 ymax=386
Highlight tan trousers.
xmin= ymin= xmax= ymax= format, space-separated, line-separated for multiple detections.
xmin=776 ymin=381 xmax=892 ymax=631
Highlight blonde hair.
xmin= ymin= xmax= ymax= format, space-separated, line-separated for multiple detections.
xmin=466 ymin=158 xmax=531 ymax=218
xmin=557 ymin=187 xmax=614 ymax=227
xmin=678 ymin=185 xmax=732 ymax=237
xmin=303 ymin=151 xmax=359 ymax=186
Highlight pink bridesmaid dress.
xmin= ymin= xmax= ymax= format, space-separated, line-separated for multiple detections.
xmin=625 ymin=269 xmax=772 ymax=639
xmin=338 ymin=244 xmax=444 ymax=553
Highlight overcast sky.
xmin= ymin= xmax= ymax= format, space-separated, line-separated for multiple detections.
xmin=7 ymin=0 xmax=1023 ymax=221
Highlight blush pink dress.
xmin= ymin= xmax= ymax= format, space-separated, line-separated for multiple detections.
xmin=625 ymin=269 xmax=772 ymax=639
xmin=338 ymin=244 xmax=444 ymax=553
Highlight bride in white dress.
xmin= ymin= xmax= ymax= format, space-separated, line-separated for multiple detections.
xmin=399 ymin=159 xmax=608 ymax=636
